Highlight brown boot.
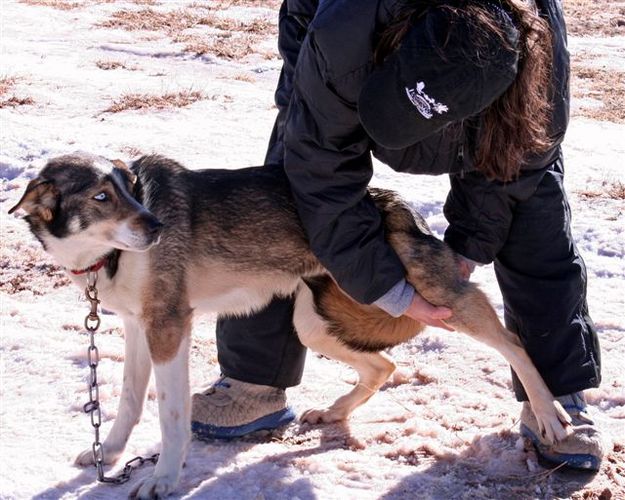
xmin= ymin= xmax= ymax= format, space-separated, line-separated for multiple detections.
xmin=191 ymin=377 xmax=295 ymax=440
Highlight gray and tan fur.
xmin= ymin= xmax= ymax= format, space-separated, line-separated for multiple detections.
xmin=10 ymin=153 xmax=571 ymax=499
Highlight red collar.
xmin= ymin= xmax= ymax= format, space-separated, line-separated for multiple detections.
xmin=70 ymin=256 xmax=109 ymax=275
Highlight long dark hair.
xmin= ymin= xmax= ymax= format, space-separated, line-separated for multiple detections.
xmin=374 ymin=0 xmax=554 ymax=181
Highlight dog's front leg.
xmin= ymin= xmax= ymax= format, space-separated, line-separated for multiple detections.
xmin=131 ymin=327 xmax=191 ymax=499
xmin=75 ymin=316 xmax=152 ymax=466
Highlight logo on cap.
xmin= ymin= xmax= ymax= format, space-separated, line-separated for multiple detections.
xmin=405 ymin=82 xmax=448 ymax=119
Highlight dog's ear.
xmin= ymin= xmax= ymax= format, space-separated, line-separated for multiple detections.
xmin=8 ymin=178 xmax=59 ymax=222
xmin=111 ymin=158 xmax=137 ymax=185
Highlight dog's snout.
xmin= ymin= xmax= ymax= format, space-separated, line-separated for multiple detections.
xmin=146 ymin=217 xmax=163 ymax=235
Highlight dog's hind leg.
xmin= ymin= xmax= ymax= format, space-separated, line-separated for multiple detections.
xmin=427 ymin=281 xmax=572 ymax=444
xmin=294 ymin=284 xmax=396 ymax=424
xmin=75 ymin=316 xmax=152 ymax=466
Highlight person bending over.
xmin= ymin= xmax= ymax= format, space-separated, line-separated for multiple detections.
xmin=192 ymin=0 xmax=604 ymax=470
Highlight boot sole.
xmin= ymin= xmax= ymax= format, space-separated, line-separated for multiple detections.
xmin=192 ymin=407 xmax=296 ymax=440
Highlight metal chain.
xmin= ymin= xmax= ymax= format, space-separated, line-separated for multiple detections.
xmin=82 ymin=270 xmax=159 ymax=484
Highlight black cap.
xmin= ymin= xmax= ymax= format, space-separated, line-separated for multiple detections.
xmin=358 ymin=4 xmax=520 ymax=150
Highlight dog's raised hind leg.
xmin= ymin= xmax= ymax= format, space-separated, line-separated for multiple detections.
xmin=75 ymin=316 xmax=152 ymax=466
xmin=449 ymin=286 xmax=572 ymax=444
xmin=294 ymin=285 xmax=396 ymax=424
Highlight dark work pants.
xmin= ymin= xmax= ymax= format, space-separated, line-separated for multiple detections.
xmin=495 ymin=158 xmax=601 ymax=400
xmin=215 ymin=3 xmax=310 ymax=389
xmin=216 ymin=296 xmax=305 ymax=388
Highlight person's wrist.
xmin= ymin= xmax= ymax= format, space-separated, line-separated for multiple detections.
xmin=373 ymin=279 xmax=415 ymax=317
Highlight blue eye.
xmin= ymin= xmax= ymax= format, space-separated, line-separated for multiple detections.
xmin=94 ymin=192 xmax=108 ymax=202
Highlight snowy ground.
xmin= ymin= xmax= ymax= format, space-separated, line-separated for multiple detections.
xmin=0 ymin=1 xmax=623 ymax=499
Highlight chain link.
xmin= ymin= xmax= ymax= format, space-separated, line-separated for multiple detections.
xmin=82 ymin=270 xmax=159 ymax=484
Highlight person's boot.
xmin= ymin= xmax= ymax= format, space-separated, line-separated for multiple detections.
xmin=521 ymin=391 xmax=606 ymax=471
xmin=191 ymin=377 xmax=295 ymax=440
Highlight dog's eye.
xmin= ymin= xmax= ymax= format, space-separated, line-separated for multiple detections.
xmin=93 ymin=192 xmax=108 ymax=202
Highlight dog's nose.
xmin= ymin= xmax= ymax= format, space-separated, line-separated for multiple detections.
xmin=146 ymin=218 xmax=164 ymax=236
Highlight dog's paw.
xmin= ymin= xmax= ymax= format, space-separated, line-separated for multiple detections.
xmin=300 ymin=407 xmax=349 ymax=424
xmin=535 ymin=400 xmax=572 ymax=444
xmin=130 ymin=473 xmax=177 ymax=499
xmin=74 ymin=447 xmax=122 ymax=467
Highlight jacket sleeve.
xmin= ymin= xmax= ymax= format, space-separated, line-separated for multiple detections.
xmin=284 ymin=33 xmax=406 ymax=304
xmin=443 ymin=166 xmax=551 ymax=264
xmin=265 ymin=0 xmax=320 ymax=165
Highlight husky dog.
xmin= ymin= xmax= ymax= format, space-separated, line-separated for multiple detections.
xmin=9 ymin=153 xmax=571 ymax=498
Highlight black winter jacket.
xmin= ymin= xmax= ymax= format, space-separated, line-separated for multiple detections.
xmin=274 ymin=0 xmax=570 ymax=304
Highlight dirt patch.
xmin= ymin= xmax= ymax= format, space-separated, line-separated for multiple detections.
xmin=190 ymin=0 xmax=281 ymax=10
xmin=95 ymin=60 xmax=137 ymax=71
xmin=176 ymin=32 xmax=270 ymax=60
xmin=0 ymin=76 xmax=34 ymax=109
xmin=0 ymin=243 xmax=70 ymax=295
xmin=577 ymin=180 xmax=625 ymax=201
xmin=19 ymin=0 xmax=114 ymax=9
xmin=103 ymin=90 xmax=206 ymax=113
xmin=98 ymin=8 xmax=199 ymax=33
xmin=564 ymin=0 xmax=625 ymax=37
xmin=570 ymin=54 xmax=625 ymax=123
xmin=19 ymin=0 xmax=82 ymax=9
xmin=98 ymin=5 xmax=278 ymax=61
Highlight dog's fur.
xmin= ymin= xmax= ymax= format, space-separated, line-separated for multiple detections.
xmin=10 ymin=153 xmax=571 ymax=498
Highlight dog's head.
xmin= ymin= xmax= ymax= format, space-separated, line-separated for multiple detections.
xmin=9 ymin=153 xmax=163 ymax=269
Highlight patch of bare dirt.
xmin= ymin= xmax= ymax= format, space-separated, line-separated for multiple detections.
xmin=570 ymin=57 xmax=625 ymax=123
xmin=19 ymin=0 xmax=114 ymax=10
xmin=103 ymin=90 xmax=207 ymax=113
xmin=98 ymin=4 xmax=278 ymax=61
xmin=577 ymin=180 xmax=625 ymax=200
xmin=95 ymin=60 xmax=137 ymax=71
xmin=566 ymin=1 xmax=625 ymax=123
xmin=0 ymin=243 xmax=70 ymax=295
xmin=564 ymin=0 xmax=625 ymax=37
xmin=0 ymin=76 xmax=34 ymax=108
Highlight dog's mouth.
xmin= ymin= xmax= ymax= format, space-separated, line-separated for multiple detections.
xmin=115 ymin=235 xmax=160 ymax=252
xmin=112 ymin=219 xmax=163 ymax=251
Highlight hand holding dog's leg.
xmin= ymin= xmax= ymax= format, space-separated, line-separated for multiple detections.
xmin=403 ymin=293 xmax=454 ymax=331
xmin=75 ymin=317 xmax=152 ymax=466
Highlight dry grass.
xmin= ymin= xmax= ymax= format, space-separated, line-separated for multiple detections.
xmin=570 ymin=54 xmax=625 ymax=123
xmin=20 ymin=0 xmax=114 ymax=9
xmin=198 ymin=14 xmax=276 ymax=35
xmin=178 ymin=33 xmax=260 ymax=60
xmin=98 ymin=4 xmax=278 ymax=61
xmin=95 ymin=60 xmax=136 ymax=71
xmin=577 ymin=180 xmax=625 ymax=201
xmin=19 ymin=0 xmax=81 ymax=9
xmin=564 ymin=0 xmax=625 ymax=37
xmin=119 ymin=145 xmax=145 ymax=157
xmin=103 ymin=90 xmax=206 ymax=113
xmin=98 ymin=8 xmax=200 ymax=33
xmin=0 ymin=76 xmax=17 ymax=95
xmin=189 ymin=0 xmax=281 ymax=10
xmin=0 ymin=76 xmax=34 ymax=109
xmin=231 ymin=72 xmax=257 ymax=83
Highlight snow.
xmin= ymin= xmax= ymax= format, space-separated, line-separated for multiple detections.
xmin=1 ymin=1 xmax=623 ymax=499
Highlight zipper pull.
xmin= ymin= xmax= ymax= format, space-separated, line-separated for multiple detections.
xmin=458 ymin=144 xmax=465 ymax=178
